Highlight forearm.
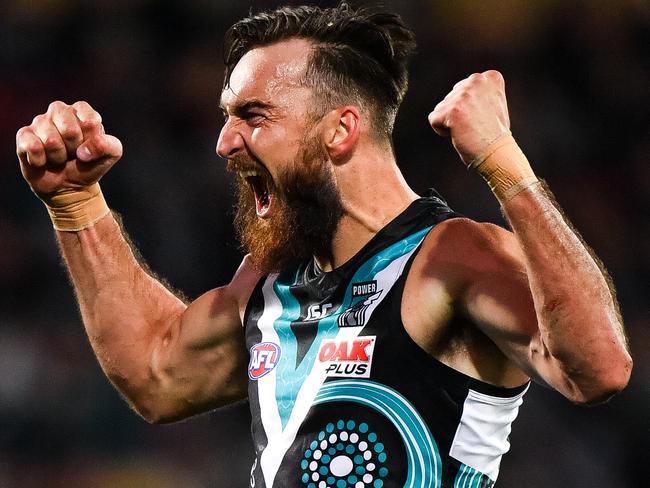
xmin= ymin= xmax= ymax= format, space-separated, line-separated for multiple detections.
xmin=428 ymin=71 xmax=632 ymax=402
xmin=57 ymin=212 xmax=186 ymax=410
xmin=502 ymin=182 xmax=632 ymax=402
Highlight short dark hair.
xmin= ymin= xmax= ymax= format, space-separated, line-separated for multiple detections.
xmin=223 ymin=3 xmax=417 ymax=140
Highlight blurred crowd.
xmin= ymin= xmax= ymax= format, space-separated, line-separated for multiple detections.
xmin=0 ymin=1 xmax=648 ymax=487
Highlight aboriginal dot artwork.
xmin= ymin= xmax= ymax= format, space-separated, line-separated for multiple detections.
xmin=300 ymin=419 xmax=389 ymax=488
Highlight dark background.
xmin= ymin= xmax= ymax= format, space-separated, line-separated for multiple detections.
xmin=1 ymin=1 xmax=648 ymax=487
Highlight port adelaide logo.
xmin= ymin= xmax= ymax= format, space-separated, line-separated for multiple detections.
xmin=338 ymin=280 xmax=383 ymax=327
xmin=248 ymin=342 xmax=281 ymax=380
xmin=318 ymin=336 xmax=376 ymax=378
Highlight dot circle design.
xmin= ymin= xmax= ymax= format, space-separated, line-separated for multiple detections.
xmin=301 ymin=419 xmax=389 ymax=488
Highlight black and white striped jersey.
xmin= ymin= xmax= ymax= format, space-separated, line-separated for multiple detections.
xmin=243 ymin=192 xmax=529 ymax=488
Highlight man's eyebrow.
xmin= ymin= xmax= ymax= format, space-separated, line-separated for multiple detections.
xmin=219 ymin=99 xmax=275 ymax=116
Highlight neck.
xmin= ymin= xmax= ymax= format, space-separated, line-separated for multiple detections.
xmin=314 ymin=147 xmax=419 ymax=272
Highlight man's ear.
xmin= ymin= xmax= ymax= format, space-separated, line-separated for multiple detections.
xmin=322 ymin=106 xmax=361 ymax=162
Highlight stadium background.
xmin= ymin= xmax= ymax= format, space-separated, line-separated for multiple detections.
xmin=0 ymin=0 xmax=647 ymax=486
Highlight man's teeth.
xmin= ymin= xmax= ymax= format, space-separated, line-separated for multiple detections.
xmin=239 ymin=169 xmax=260 ymax=178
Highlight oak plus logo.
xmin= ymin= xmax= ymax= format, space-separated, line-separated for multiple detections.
xmin=318 ymin=336 xmax=376 ymax=378
xmin=248 ymin=342 xmax=281 ymax=380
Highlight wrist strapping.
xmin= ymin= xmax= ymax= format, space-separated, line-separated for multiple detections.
xmin=469 ymin=132 xmax=538 ymax=202
xmin=41 ymin=183 xmax=110 ymax=231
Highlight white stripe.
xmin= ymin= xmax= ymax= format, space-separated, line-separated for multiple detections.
xmin=256 ymin=275 xmax=284 ymax=488
xmin=463 ymin=467 xmax=470 ymax=488
xmin=256 ymin=274 xmax=343 ymax=487
xmin=358 ymin=246 xmax=415 ymax=326
xmin=449 ymin=385 xmax=529 ymax=481
xmin=459 ymin=466 xmax=468 ymax=488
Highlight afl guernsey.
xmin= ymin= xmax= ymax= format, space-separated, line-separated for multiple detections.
xmin=244 ymin=192 xmax=529 ymax=488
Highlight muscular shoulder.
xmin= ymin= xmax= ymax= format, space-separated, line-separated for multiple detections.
xmin=404 ymin=218 xmax=532 ymax=386
xmin=416 ymin=217 xmax=526 ymax=284
xmin=181 ymin=254 xmax=261 ymax=337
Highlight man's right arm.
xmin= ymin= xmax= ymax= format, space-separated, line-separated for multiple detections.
xmin=17 ymin=101 xmax=257 ymax=423
xmin=58 ymin=215 xmax=257 ymax=423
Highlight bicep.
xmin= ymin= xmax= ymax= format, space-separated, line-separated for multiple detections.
xmin=146 ymin=259 xmax=260 ymax=422
xmin=460 ymin=223 xmax=563 ymax=388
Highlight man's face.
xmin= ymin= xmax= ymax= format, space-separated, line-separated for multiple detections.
xmin=217 ymin=39 xmax=343 ymax=274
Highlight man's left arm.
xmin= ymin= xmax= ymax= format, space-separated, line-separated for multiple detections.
xmin=429 ymin=70 xmax=632 ymax=404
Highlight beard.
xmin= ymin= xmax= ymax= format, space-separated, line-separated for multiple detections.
xmin=230 ymin=135 xmax=344 ymax=275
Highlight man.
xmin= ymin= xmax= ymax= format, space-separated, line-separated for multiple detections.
xmin=16 ymin=4 xmax=631 ymax=488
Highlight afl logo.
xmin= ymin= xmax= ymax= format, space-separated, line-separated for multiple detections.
xmin=248 ymin=342 xmax=281 ymax=380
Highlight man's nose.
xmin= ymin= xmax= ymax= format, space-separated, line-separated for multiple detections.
xmin=216 ymin=119 xmax=245 ymax=159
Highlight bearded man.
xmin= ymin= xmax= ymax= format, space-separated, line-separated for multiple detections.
xmin=16 ymin=4 xmax=631 ymax=488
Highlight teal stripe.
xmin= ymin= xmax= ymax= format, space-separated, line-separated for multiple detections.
xmin=454 ymin=463 xmax=493 ymax=488
xmin=271 ymin=226 xmax=433 ymax=428
xmin=272 ymin=276 xmax=312 ymax=427
xmin=315 ymin=379 xmax=442 ymax=488
xmin=455 ymin=464 xmax=469 ymax=488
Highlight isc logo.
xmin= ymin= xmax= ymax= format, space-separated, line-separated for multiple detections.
xmin=305 ymin=302 xmax=333 ymax=321
xmin=248 ymin=342 xmax=281 ymax=380
xmin=318 ymin=336 xmax=376 ymax=378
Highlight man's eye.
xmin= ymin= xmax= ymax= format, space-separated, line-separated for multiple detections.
xmin=245 ymin=113 xmax=266 ymax=125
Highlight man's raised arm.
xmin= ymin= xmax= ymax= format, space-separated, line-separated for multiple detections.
xmin=428 ymin=71 xmax=632 ymax=404
xmin=16 ymin=101 xmax=256 ymax=423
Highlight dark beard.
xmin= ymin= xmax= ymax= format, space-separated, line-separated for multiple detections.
xmin=232 ymin=136 xmax=344 ymax=275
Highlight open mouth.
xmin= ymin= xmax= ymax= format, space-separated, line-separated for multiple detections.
xmin=239 ymin=169 xmax=274 ymax=218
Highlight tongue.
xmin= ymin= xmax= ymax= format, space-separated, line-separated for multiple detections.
xmin=248 ymin=175 xmax=272 ymax=217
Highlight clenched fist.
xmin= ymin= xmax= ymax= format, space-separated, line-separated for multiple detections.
xmin=16 ymin=101 xmax=122 ymax=197
xmin=428 ymin=70 xmax=510 ymax=166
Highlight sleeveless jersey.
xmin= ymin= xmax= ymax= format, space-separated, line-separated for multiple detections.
xmin=244 ymin=192 xmax=529 ymax=488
